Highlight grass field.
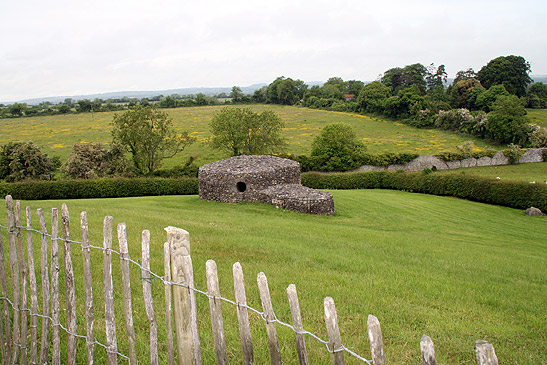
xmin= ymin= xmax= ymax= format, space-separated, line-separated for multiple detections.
xmin=1 ymin=191 xmax=545 ymax=363
xmin=436 ymin=161 xmax=547 ymax=183
xmin=526 ymin=108 xmax=547 ymax=128
xmin=0 ymin=105 xmax=501 ymax=168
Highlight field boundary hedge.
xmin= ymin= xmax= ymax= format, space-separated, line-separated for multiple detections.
xmin=302 ymin=171 xmax=547 ymax=212
xmin=1 ymin=173 xmax=545 ymax=213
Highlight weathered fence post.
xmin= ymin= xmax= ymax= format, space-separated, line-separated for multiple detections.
xmin=117 ymin=223 xmax=137 ymax=364
xmin=141 ymin=230 xmax=159 ymax=365
xmin=61 ymin=203 xmax=77 ymax=364
xmin=324 ymin=297 xmax=345 ymax=365
xmin=103 ymin=216 xmax=118 ymax=364
xmin=6 ymin=196 xmax=21 ymax=364
xmin=26 ymin=207 xmax=39 ymax=364
xmin=475 ymin=341 xmax=498 ymax=365
xmin=51 ymin=208 xmax=61 ymax=365
xmin=37 ymin=209 xmax=51 ymax=364
xmin=257 ymin=272 xmax=282 ymax=365
xmin=206 ymin=260 xmax=227 ymax=364
xmin=367 ymin=315 xmax=386 ymax=365
xmin=167 ymin=226 xmax=194 ymax=365
xmin=232 ymin=262 xmax=254 ymax=365
xmin=420 ymin=335 xmax=436 ymax=365
xmin=15 ymin=200 xmax=29 ymax=365
xmin=182 ymin=254 xmax=201 ymax=364
xmin=0 ymin=212 xmax=10 ymax=361
xmin=80 ymin=211 xmax=95 ymax=364
xmin=287 ymin=284 xmax=309 ymax=365
xmin=163 ymin=242 xmax=176 ymax=365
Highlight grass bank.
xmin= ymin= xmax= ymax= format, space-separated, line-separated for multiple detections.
xmin=1 ymin=191 xmax=545 ymax=363
xmin=435 ymin=161 xmax=547 ymax=183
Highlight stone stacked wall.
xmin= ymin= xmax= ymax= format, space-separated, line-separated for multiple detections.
xmin=352 ymin=148 xmax=546 ymax=173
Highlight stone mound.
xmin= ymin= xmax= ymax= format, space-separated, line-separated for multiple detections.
xmin=258 ymin=184 xmax=335 ymax=215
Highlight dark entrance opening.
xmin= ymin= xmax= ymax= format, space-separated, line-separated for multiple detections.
xmin=236 ymin=181 xmax=247 ymax=192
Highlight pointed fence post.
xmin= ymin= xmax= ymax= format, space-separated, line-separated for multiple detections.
xmin=15 ymin=200 xmax=29 ymax=365
xmin=167 ymin=226 xmax=194 ymax=365
xmin=141 ymin=230 xmax=159 ymax=365
xmin=257 ymin=272 xmax=282 ymax=365
xmin=324 ymin=297 xmax=345 ymax=365
xmin=0 ymin=212 xmax=11 ymax=361
xmin=420 ymin=335 xmax=436 ymax=365
xmin=117 ymin=223 xmax=137 ymax=364
xmin=287 ymin=284 xmax=309 ymax=365
xmin=26 ymin=206 xmax=39 ymax=365
xmin=475 ymin=341 xmax=498 ymax=365
xmin=50 ymin=208 xmax=61 ymax=365
xmin=80 ymin=211 xmax=95 ymax=364
xmin=206 ymin=260 xmax=227 ymax=364
xmin=163 ymin=242 xmax=175 ymax=365
xmin=103 ymin=216 xmax=118 ymax=365
xmin=61 ymin=203 xmax=77 ymax=364
xmin=37 ymin=209 xmax=51 ymax=364
xmin=232 ymin=262 xmax=254 ymax=365
xmin=367 ymin=315 xmax=386 ymax=365
xmin=6 ymin=196 xmax=21 ymax=364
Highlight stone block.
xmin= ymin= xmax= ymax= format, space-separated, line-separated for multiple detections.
xmin=491 ymin=151 xmax=509 ymax=166
xmin=519 ymin=148 xmax=544 ymax=163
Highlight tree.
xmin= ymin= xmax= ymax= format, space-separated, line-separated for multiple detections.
xmin=486 ymin=95 xmax=528 ymax=145
xmin=477 ymin=55 xmax=532 ymax=97
xmin=381 ymin=63 xmax=428 ymax=95
xmin=453 ymin=68 xmax=477 ymax=84
xmin=449 ymin=78 xmax=485 ymax=109
xmin=64 ymin=143 xmax=129 ymax=179
xmin=311 ymin=123 xmax=366 ymax=171
xmin=8 ymin=103 xmax=26 ymax=117
xmin=266 ymin=77 xmax=305 ymax=105
xmin=526 ymin=82 xmax=547 ymax=108
xmin=209 ymin=107 xmax=285 ymax=156
xmin=111 ymin=105 xmax=195 ymax=174
xmin=476 ymin=84 xmax=510 ymax=112
xmin=230 ymin=86 xmax=245 ymax=103
xmin=0 ymin=142 xmax=56 ymax=182
xmin=77 ymin=99 xmax=92 ymax=112
xmin=357 ymin=81 xmax=391 ymax=113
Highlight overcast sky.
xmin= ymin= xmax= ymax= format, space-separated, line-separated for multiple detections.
xmin=1 ymin=0 xmax=546 ymax=102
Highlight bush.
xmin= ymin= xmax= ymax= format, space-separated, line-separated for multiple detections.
xmin=0 ymin=142 xmax=56 ymax=182
xmin=301 ymin=171 xmax=547 ymax=212
xmin=311 ymin=123 xmax=366 ymax=171
xmin=64 ymin=143 xmax=130 ymax=179
xmin=0 ymin=177 xmax=198 ymax=200
xmin=502 ymin=144 xmax=525 ymax=164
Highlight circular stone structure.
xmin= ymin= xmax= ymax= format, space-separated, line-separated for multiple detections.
xmin=199 ymin=155 xmax=301 ymax=203
xmin=198 ymin=155 xmax=334 ymax=215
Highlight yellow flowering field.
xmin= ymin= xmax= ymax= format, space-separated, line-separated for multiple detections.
xmin=0 ymin=105 xmax=501 ymax=167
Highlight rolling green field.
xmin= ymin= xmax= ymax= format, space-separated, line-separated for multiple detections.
xmin=526 ymin=108 xmax=547 ymax=128
xmin=436 ymin=161 xmax=547 ymax=183
xmin=0 ymin=105 xmax=501 ymax=168
xmin=1 ymin=191 xmax=545 ymax=363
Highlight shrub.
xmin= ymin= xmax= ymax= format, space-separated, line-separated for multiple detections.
xmin=64 ymin=143 xmax=130 ymax=179
xmin=311 ymin=123 xmax=366 ymax=171
xmin=486 ymin=95 xmax=528 ymax=145
xmin=503 ymin=144 xmax=525 ymax=164
xmin=0 ymin=142 xmax=56 ymax=182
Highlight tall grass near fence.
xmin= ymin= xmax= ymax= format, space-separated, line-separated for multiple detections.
xmin=0 ymin=192 xmax=545 ymax=363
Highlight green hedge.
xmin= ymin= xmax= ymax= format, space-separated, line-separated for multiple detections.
xmin=0 ymin=177 xmax=198 ymax=200
xmin=302 ymin=171 xmax=547 ymax=212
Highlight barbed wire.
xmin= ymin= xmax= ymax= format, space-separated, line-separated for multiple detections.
xmin=0 ymin=222 xmax=372 ymax=364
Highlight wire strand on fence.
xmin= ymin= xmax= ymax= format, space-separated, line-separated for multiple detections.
xmin=1 ymin=223 xmax=372 ymax=364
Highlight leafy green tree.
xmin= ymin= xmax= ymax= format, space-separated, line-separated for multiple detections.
xmin=381 ymin=63 xmax=428 ymax=95
xmin=230 ymin=86 xmax=245 ymax=103
xmin=453 ymin=68 xmax=477 ymax=84
xmin=477 ymin=55 xmax=532 ymax=97
xmin=77 ymin=99 xmax=92 ymax=112
xmin=476 ymin=84 xmax=510 ymax=112
xmin=0 ymin=142 xmax=56 ymax=181
xmin=160 ymin=96 xmax=177 ymax=108
xmin=526 ymin=82 xmax=547 ymax=108
xmin=8 ymin=103 xmax=26 ymax=117
xmin=209 ymin=107 xmax=285 ymax=156
xmin=267 ymin=77 xmax=306 ymax=105
xmin=346 ymin=80 xmax=365 ymax=96
xmin=195 ymin=93 xmax=208 ymax=106
xmin=311 ymin=123 xmax=366 ymax=171
xmin=357 ymin=81 xmax=391 ymax=113
xmin=251 ymin=87 xmax=267 ymax=103
xmin=449 ymin=78 xmax=485 ymax=109
xmin=64 ymin=143 xmax=129 ymax=179
xmin=486 ymin=95 xmax=528 ymax=145
xmin=111 ymin=105 xmax=195 ymax=174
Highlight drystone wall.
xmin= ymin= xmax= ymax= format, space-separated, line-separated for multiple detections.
xmin=199 ymin=155 xmax=334 ymax=215
xmin=352 ymin=148 xmax=546 ymax=173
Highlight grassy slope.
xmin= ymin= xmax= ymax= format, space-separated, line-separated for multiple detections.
xmin=0 ymin=105 xmax=500 ymax=167
xmin=526 ymin=108 xmax=547 ymax=128
xmin=436 ymin=161 xmax=547 ymax=183
xmin=2 ymin=191 xmax=545 ymax=363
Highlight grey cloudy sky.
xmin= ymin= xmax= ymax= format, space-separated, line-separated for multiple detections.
xmin=1 ymin=0 xmax=546 ymax=102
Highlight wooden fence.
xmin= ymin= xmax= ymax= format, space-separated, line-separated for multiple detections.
xmin=0 ymin=195 xmax=499 ymax=364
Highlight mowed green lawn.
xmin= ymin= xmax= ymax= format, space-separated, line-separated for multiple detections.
xmin=1 ymin=190 xmax=545 ymax=363
xmin=0 ymin=105 xmax=501 ymax=168
xmin=436 ymin=162 xmax=547 ymax=183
